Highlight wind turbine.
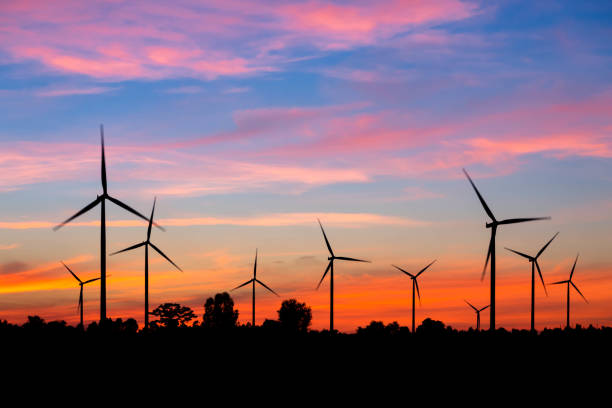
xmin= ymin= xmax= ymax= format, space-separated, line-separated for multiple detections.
xmin=550 ymin=254 xmax=588 ymax=329
xmin=463 ymin=168 xmax=550 ymax=330
xmin=316 ymin=219 xmax=370 ymax=332
xmin=54 ymin=125 xmax=161 ymax=322
xmin=392 ymin=260 xmax=436 ymax=333
xmin=231 ymin=249 xmax=279 ymax=326
xmin=110 ymin=198 xmax=181 ymax=331
xmin=464 ymin=300 xmax=489 ymax=331
xmin=62 ymin=261 xmax=100 ymax=328
xmin=505 ymin=232 xmax=559 ymax=331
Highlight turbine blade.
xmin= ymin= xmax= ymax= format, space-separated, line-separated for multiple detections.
xmin=231 ymin=279 xmax=254 ymax=291
xmin=416 ymin=259 xmax=436 ymax=277
xmin=110 ymin=241 xmax=146 ymax=256
xmin=414 ymin=279 xmax=422 ymax=306
xmin=464 ymin=300 xmax=478 ymax=311
xmin=147 ymin=197 xmax=156 ymax=241
xmin=479 ymin=305 xmax=490 ymax=312
xmin=497 ymin=217 xmax=551 ymax=225
xmin=462 ymin=168 xmax=496 ymax=222
xmin=550 ymin=280 xmax=568 ymax=285
xmin=536 ymin=232 xmax=559 ymax=259
xmin=504 ymin=247 xmax=532 ymax=260
xmin=100 ymin=124 xmax=107 ymax=195
xmin=335 ymin=256 xmax=370 ymax=263
xmin=83 ymin=277 xmax=101 ymax=284
xmin=61 ymin=261 xmax=82 ymax=283
xmin=316 ymin=261 xmax=332 ymax=290
xmin=107 ymin=195 xmax=165 ymax=231
xmin=392 ymin=264 xmax=414 ymax=278
xmin=254 ymin=248 xmax=258 ymax=279
xmin=481 ymin=234 xmax=493 ymax=281
xmin=150 ymin=242 xmax=182 ymax=272
xmin=78 ymin=288 xmax=83 ymax=313
xmin=53 ymin=197 xmax=101 ymax=231
xmin=256 ymin=279 xmax=280 ymax=297
xmin=569 ymin=253 xmax=579 ymax=281
xmin=571 ymin=282 xmax=588 ymax=303
xmin=535 ymin=260 xmax=548 ymax=296
xmin=317 ymin=219 xmax=334 ymax=257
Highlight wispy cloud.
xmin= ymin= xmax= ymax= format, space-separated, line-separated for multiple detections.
xmin=35 ymin=86 xmax=118 ymax=97
xmin=163 ymin=86 xmax=205 ymax=94
xmin=0 ymin=212 xmax=428 ymax=230
xmin=223 ymin=87 xmax=250 ymax=94
xmin=0 ymin=0 xmax=479 ymax=80
xmin=0 ymin=243 xmax=20 ymax=250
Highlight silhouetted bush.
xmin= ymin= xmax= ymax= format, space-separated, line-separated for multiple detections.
xmin=202 ymin=292 xmax=239 ymax=329
xmin=87 ymin=317 xmax=139 ymax=334
xmin=22 ymin=315 xmax=46 ymax=330
xmin=277 ymin=299 xmax=312 ymax=332
xmin=357 ymin=320 xmax=401 ymax=336
xmin=262 ymin=319 xmax=282 ymax=330
xmin=416 ymin=318 xmax=447 ymax=335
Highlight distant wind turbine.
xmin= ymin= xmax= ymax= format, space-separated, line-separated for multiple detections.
xmin=231 ymin=249 xmax=279 ymax=326
xmin=110 ymin=198 xmax=181 ymax=331
xmin=54 ymin=125 xmax=162 ymax=322
xmin=550 ymin=254 xmax=588 ymax=329
xmin=505 ymin=232 xmax=558 ymax=331
xmin=463 ymin=168 xmax=550 ymax=330
xmin=317 ymin=219 xmax=370 ymax=332
xmin=62 ymin=262 xmax=100 ymax=328
xmin=464 ymin=300 xmax=489 ymax=331
xmin=392 ymin=260 xmax=436 ymax=333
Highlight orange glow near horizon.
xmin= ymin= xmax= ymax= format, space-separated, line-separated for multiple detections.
xmin=1 ymin=256 xmax=608 ymax=332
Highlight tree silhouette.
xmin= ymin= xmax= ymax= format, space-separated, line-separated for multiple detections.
xmin=277 ymin=299 xmax=312 ymax=332
xmin=22 ymin=315 xmax=46 ymax=330
xmin=150 ymin=303 xmax=196 ymax=328
xmin=202 ymin=292 xmax=239 ymax=329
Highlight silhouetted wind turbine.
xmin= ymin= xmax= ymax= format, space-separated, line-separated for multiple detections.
xmin=317 ymin=219 xmax=370 ymax=332
xmin=231 ymin=249 xmax=279 ymax=326
xmin=62 ymin=262 xmax=100 ymax=328
xmin=463 ymin=168 xmax=550 ymax=330
xmin=550 ymin=254 xmax=588 ymax=329
xmin=54 ymin=125 xmax=162 ymax=322
xmin=392 ymin=260 xmax=435 ymax=333
xmin=110 ymin=198 xmax=181 ymax=331
xmin=464 ymin=300 xmax=489 ymax=331
xmin=505 ymin=232 xmax=558 ymax=332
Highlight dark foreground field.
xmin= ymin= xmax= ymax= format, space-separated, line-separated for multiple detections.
xmin=3 ymin=317 xmax=611 ymax=380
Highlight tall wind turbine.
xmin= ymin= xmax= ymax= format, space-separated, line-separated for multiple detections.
xmin=317 ymin=219 xmax=370 ymax=332
xmin=550 ymin=254 xmax=588 ymax=329
xmin=463 ymin=168 xmax=550 ymax=330
xmin=392 ymin=260 xmax=436 ymax=333
xmin=231 ymin=249 xmax=279 ymax=326
xmin=464 ymin=300 xmax=489 ymax=331
xmin=505 ymin=232 xmax=559 ymax=331
xmin=110 ymin=198 xmax=181 ymax=331
xmin=54 ymin=125 xmax=161 ymax=322
xmin=62 ymin=262 xmax=100 ymax=328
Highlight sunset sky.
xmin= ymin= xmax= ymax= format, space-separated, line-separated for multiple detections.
xmin=1 ymin=0 xmax=611 ymax=331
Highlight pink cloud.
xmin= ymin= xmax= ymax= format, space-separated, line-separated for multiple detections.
xmin=1 ymin=89 xmax=610 ymax=194
xmin=36 ymin=86 xmax=117 ymax=97
xmin=0 ymin=0 xmax=479 ymax=80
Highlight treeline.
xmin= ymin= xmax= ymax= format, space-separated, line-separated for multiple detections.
xmin=1 ymin=291 xmax=610 ymax=339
